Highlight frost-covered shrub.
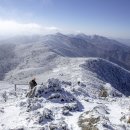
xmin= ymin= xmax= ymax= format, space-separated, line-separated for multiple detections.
xmin=78 ymin=116 xmax=100 ymax=130
xmin=48 ymin=78 xmax=62 ymax=92
xmin=99 ymin=87 xmax=108 ymax=98
xmin=77 ymin=81 xmax=86 ymax=87
xmin=62 ymin=81 xmax=72 ymax=86
xmin=49 ymin=121 xmax=69 ymax=130
xmin=63 ymin=103 xmax=79 ymax=112
xmin=28 ymin=111 xmax=43 ymax=124
xmin=120 ymin=114 xmax=130 ymax=124
xmin=26 ymin=98 xmax=43 ymax=111
xmin=35 ymin=79 xmax=63 ymax=98
xmin=42 ymin=108 xmax=54 ymax=120
xmin=48 ymin=78 xmax=61 ymax=87
xmin=35 ymin=85 xmax=47 ymax=97
xmin=99 ymin=83 xmax=123 ymax=98
xmin=47 ymin=91 xmax=75 ymax=103
xmin=47 ymin=92 xmax=75 ymax=103
xmin=34 ymin=78 xmax=76 ymax=103
xmin=103 ymin=83 xmax=123 ymax=97
xmin=33 ymin=109 xmax=54 ymax=124
xmin=37 ymin=113 xmax=44 ymax=124
xmin=78 ymin=108 xmax=101 ymax=130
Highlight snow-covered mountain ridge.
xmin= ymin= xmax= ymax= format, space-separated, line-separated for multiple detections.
xmin=0 ymin=33 xmax=130 ymax=129
xmin=4 ymin=57 xmax=130 ymax=96
xmin=0 ymin=33 xmax=130 ymax=82
xmin=0 ymin=33 xmax=130 ymax=83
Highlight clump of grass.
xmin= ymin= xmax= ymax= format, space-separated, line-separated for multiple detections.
xmin=99 ymin=87 xmax=108 ymax=98
xmin=78 ymin=114 xmax=100 ymax=130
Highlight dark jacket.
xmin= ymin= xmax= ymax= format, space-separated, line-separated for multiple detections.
xmin=29 ymin=80 xmax=37 ymax=89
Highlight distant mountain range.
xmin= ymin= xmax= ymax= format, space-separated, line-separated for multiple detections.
xmin=0 ymin=33 xmax=130 ymax=82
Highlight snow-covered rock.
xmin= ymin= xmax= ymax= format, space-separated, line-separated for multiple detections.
xmin=1 ymin=78 xmax=130 ymax=130
xmin=35 ymin=78 xmax=76 ymax=103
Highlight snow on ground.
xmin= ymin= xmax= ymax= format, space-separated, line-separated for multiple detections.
xmin=0 ymin=78 xmax=130 ymax=130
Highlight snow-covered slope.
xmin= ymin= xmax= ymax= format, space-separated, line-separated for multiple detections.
xmin=5 ymin=57 xmax=130 ymax=97
xmin=0 ymin=77 xmax=130 ymax=130
xmin=80 ymin=58 xmax=130 ymax=96
xmin=0 ymin=33 xmax=130 ymax=129
xmin=0 ymin=33 xmax=130 ymax=82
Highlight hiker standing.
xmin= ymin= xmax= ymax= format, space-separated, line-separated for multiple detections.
xmin=26 ymin=78 xmax=37 ymax=98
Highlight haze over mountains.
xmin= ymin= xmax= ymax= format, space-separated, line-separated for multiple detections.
xmin=116 ymin=38 xmax=130 ymax=47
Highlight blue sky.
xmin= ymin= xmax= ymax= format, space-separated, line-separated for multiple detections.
xmin=0 ymin=0 xmax=130 ymax=38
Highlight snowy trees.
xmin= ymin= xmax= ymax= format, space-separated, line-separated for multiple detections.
xmin=0 ymin=44 xmax=18 ymax=80
xmin=81 ymin=58 xmax=130 ymax=96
